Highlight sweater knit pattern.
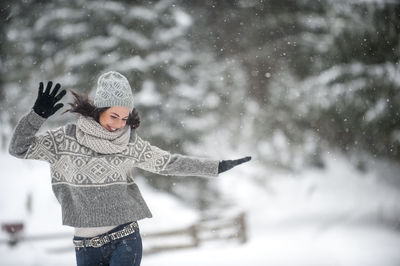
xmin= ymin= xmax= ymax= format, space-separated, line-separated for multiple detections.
xmin=25 ymin=125 xmax=170 ymax=186
xmin=9 ymin=110 xmax=219 ymax=227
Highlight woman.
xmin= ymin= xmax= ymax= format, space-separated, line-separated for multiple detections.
xmin=9 ymin=71 xmax=251 ymax=266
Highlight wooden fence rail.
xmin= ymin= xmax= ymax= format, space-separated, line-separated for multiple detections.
xmin=0 ymin=212 xmax=247 ymax=255
xmin=140 ymin=212 xmax=247 ymax=255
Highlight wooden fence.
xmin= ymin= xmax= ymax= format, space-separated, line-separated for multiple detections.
xmin=143 ymin=212 xmax=247 ymax=255
xmin=0 ymin=212 xmax=247 ymax=255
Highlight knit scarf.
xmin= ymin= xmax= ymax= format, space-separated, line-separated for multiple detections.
xmin=76 ymin=115 xmax=131 ymax=154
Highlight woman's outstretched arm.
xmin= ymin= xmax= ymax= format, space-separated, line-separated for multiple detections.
xmin=131 ymin=133 xmax=251 ymax=177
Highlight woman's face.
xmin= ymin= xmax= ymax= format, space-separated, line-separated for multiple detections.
xmin=99 ymin=106 xmax=130 ymax=132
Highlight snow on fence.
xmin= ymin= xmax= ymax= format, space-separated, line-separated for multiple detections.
xmin=0 ymin=212 xmax=247 ymax=255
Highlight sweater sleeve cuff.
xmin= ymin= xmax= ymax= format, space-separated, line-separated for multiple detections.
xmin=210 ymin=160 xmax=220 ymax=177
xmin=27 ymin=109 xmax=47 ymax=129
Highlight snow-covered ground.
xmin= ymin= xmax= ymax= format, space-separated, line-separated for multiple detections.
xmin=1 ymin=150 xmax=400 ymax=266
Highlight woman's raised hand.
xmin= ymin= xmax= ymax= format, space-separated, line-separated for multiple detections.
xmin=218 ymin=156 xmax=252 ymax=174
xmin=33 ymin=81 xmax=67 ymax=118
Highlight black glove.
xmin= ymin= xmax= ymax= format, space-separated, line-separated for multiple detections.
xmin=33 ymin=81 xmax=66 ymax=118
xmin=218 ymin=156 xmax=252 ymax=174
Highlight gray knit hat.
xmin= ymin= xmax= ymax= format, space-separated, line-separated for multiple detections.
xmin=94 ymin=71 xmax=134 ymax=109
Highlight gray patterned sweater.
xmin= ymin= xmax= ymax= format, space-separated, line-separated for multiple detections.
xmin=9 ymin=110 xmax=219 ymax=227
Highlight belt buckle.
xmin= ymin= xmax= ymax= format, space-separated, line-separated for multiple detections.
xmin=90 ymin=236 xmax=104 ymax=248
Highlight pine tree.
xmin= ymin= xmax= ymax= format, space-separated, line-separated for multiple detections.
xmin=182 ymin=0 xmax=328 ymax=169
xmin=182 ymin=0 xmax=400 ymax=167
xmin=291 ymin=1 xmax=400 ymax=161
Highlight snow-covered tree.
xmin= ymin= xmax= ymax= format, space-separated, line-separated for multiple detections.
xmin=182 ymin=0 xmax=330 ymax=169
xmin=290 ymin=1 xmax=400 ymax=161
xmin=183 ymin=0 xmax=400 ymax=168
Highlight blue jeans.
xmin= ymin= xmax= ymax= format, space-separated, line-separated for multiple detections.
xmin=73 ymin=222 xmax=142 ymax=266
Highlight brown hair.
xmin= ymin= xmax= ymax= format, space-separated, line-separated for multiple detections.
xmin=65 ymin=91 xmax=140 ymax=129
